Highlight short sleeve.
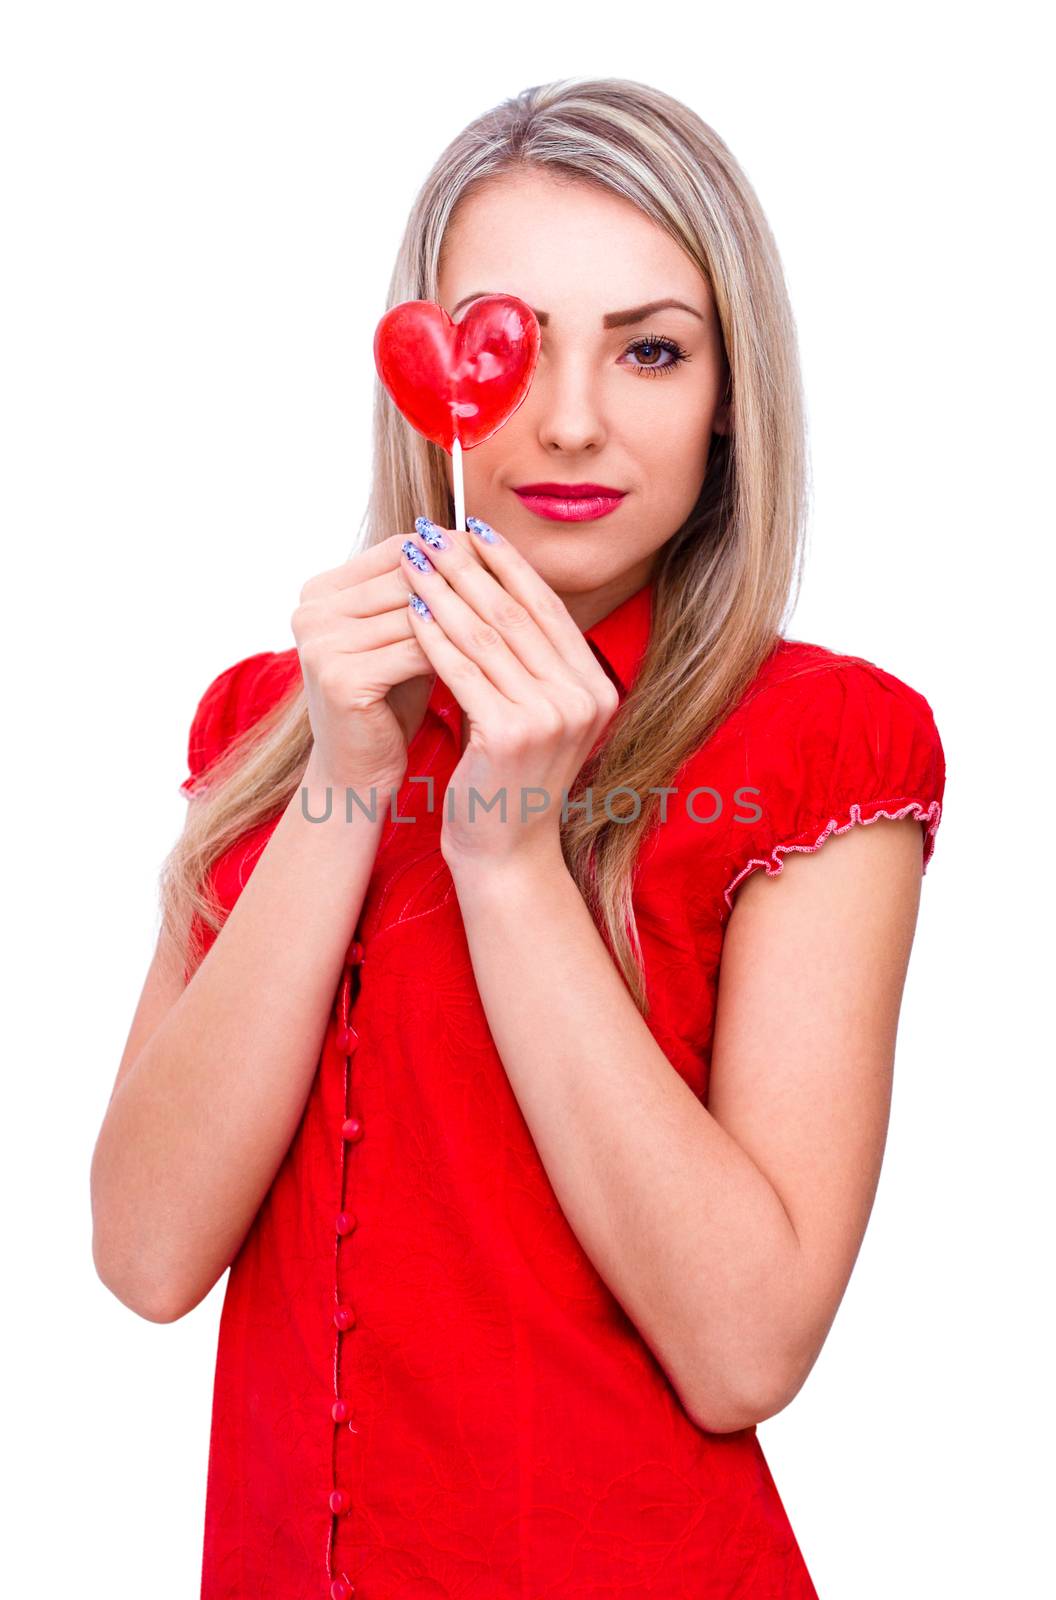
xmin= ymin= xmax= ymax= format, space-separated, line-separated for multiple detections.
xmin=179 ymin=650 xmax=280 ymax=798
xmin=723 ymin=658 xmax=946 ymax=910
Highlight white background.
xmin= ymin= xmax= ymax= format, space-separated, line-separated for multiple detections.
xmin=3 ymin=2 xmax=1051 ymax=1594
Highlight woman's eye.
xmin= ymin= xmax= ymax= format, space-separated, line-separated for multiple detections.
xmin=622 ymin=334 xmax=691 ymax=378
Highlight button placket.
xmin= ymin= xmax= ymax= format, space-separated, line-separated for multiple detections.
xmin=328 ymin=937 xmax=366 ymax=1593
xmin=335 ymin=961 xmax=360 ymax=1056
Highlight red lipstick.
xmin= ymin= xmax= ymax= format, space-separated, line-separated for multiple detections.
xmin=512 ymin=482 xmax=628 ymax=523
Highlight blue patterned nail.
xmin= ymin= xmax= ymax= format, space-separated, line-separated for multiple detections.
xmin=402 ymin=538 xmax=433 ymax=573
xmin=466 ymin=515 xmax=501 ymax=545
xmin=414 ymin=515 xmax=450 ymax=550
xmin=408 ymin=593 xmax=432 ymax=618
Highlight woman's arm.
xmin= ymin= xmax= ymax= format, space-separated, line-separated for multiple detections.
xmin=90 ymin=758 xmax=388 ymax=1323
xmin=92 ymin=536 xmax=431 ymax=1323
xmin=395 ymin=516 xmax=929 ymax=1431
xmin=448 ymin=812 xmax=924 ymax=1435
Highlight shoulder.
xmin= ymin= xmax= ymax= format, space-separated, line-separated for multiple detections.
xmin=726 ymin=637 xmax=944 ymax=779
xmin=741 ymin=637 xmax=941 ymax=728
xmin=181 ymin=647 xmax=302 ymax=795
xmin=703 ymin=637 xmax=947 ymax=909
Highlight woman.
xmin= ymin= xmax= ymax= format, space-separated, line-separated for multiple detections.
xmin=91 ymin=78 xmax=946 ymax=1598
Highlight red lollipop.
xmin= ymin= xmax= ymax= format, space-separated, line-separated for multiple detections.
xmin=373 ymin=293 xmax=541 ymax=530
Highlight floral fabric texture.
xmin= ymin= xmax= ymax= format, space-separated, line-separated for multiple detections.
xmin=180 ymin=577 xmax=946 ymax=1598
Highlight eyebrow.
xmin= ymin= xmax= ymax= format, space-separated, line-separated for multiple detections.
xmin=449 ymin=293 xmax=705 ymax=328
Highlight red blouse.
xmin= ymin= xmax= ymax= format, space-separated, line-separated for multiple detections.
xmin=179 ymin=577 xmax=945 ymax=1599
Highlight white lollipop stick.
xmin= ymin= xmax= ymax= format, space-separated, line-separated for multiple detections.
xmin=451 ymin=436 xmax=466 ymax=533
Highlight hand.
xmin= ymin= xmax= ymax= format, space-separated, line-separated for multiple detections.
xmin=291 ymin=534 xmax=433 ymax=793
xmin=398 ymin=515 xmax=621 ymax=872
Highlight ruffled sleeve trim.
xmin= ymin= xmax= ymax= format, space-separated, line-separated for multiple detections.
xmin=723 ymin=793 xmax=943 ymax=910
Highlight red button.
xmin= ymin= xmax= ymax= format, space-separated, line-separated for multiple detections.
xmin=346 ymin=940 xmax=365 ymax=967
xmin=335 ymin=1211 xmax=357 ymax=1236
xmin=329 ymin=1488 xmax=349 ymax=1516
xmin=333 ymin=1304 xmax=356 ymax=1330
xmin=331 ymin=1398 xmax=350 ymax=1423
xmin=331 ymin=1579 xmax=353 ymax=1600
xmin=341 ymin=1117 xmax=364 ymax=1143
xmin=336 ymin=1025 xmax=359 ymax=1054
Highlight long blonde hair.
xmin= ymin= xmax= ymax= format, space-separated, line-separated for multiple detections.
xmin=160 ymin=77 xmax=809 ymax=1013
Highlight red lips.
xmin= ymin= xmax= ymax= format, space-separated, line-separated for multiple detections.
xmin=514 ymin=481 xmax=627 ymax=498
xmin=513 ymin=485 xmax=627 ymax=523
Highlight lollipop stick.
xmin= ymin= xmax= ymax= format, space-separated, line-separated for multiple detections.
xmin=451 ymin=436 xmax=466 ymax=533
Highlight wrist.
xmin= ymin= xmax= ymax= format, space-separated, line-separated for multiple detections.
xmin=302 ymin=750 xmax=407 ymax=802
xmin=295 ymin=755 xmax=404 ymax=828
xmin=444 ymin=838 xmax=569 ymax=893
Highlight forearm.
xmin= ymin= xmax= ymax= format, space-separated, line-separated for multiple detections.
xmin=92 ymin=759 xmax=389 ymax=1321
xmin=449 ymin=848 xmax=804 ymax=1432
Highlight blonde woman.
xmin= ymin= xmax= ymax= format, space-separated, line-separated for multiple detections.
xmin=91 ymin=78 xmax=946 ymax=1598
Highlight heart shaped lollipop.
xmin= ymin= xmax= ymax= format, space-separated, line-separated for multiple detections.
xmin=374 ymin=293 xmax=541 ymax=530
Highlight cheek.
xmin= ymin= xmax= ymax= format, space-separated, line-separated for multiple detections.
xmin=461 ymin=426 xmax=516 ymax=481
xmin=626 ymin=372 xmax=711 ymax=435
xmin=639 ymin=407 xmax=714 ymax=484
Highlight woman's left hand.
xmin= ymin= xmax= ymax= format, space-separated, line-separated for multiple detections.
xmin=398 ymin=515 xmax=621 ymax=874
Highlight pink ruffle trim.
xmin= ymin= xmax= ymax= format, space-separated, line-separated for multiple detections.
xmin=723 ymin=798 xmax=943 ymax=911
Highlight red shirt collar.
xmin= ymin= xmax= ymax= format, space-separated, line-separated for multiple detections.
xmin=583 ymin=577 xmax=654 ymax=696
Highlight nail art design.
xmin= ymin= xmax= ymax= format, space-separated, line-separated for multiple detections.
xmin=408 ymin=593 xmax=432 ymax=618
xmin=402 ymin=539 xmax=433 ymax=573
xmin=414 ymin=515 xmax=450 ymax=550
xmin=466 ymin=516 xmax=501 ymax=544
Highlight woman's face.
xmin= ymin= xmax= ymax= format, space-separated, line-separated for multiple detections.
xmin=436 ymin=168 xmax=730 ymax=626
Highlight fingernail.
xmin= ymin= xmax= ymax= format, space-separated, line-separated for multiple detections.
xmin=402 ymin=539 xmax=433 ymax=573
xmin=408 ymin=593 xmax=432 ymax=618
xmin=466 ymin=516 xmax=501 ymax=545
xmin=414 ymin=515 xmax=449 ymax=550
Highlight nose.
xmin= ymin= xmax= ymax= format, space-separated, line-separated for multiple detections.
xmin=532 ymin=352 xmax=607 ymax=456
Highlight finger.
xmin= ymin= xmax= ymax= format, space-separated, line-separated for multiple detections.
xmin=405 ymin=586 xmax=511 ymax=732
xmin=301 ymin=534 xmax=410 ymax=599
xmin=324 ymin=565 xmax=420 ymax=618
xmin=314 ymin=605 xmax=420 ymax=654
xmin=408 ymin=519 xmax=582 ymax=687
xmin=458 ymin=515 xmax=605 ymax=683
xmin=400 ymin=537 xmax=542 ymax=703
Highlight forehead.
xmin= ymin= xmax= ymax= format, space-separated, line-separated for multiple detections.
xmin=438 ymin=170 xmax=707 ymax=314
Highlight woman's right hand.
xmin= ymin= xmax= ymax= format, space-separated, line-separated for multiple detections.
xmin=291 ymin=534 xmax=434 ymax=793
